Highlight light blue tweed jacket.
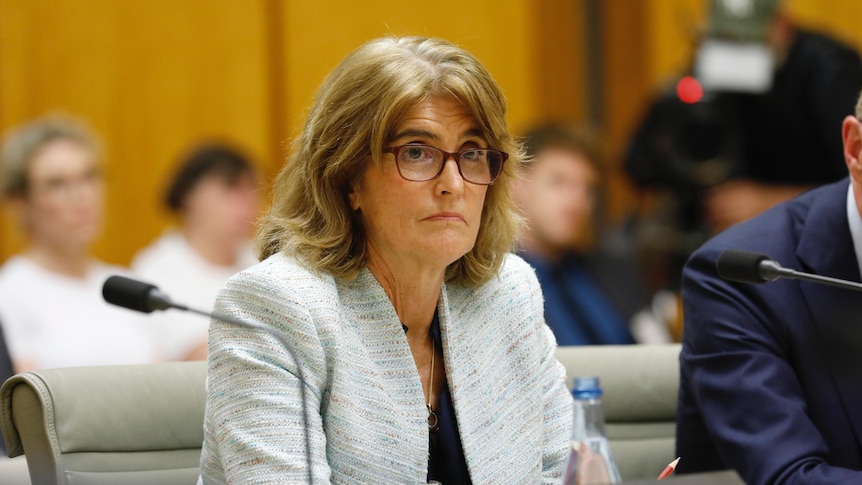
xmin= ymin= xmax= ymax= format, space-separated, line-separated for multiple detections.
xmin=199 ymin=252 xmax=573 ymax=484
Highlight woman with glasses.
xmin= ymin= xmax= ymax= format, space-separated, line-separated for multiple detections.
xmin=0 ymin=115 xmax=158 ymax=371
xmin=199 ymin=36 xmax=572 ymax=484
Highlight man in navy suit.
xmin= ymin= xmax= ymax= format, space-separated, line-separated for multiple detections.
xmin=676 ymin=90 xmax=862 ymax=484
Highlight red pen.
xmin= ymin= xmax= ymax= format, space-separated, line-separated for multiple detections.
xmin=657 ymin=457 xmax=681 ymax=480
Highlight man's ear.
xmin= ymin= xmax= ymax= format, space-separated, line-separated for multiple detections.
xmin=842 ymin=115 xmax=862 ymax=176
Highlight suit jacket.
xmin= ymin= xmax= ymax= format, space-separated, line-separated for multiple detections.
xmin=677 ymin=178 xmax=862 ymax=484
xmin=199 ymin=252 xmax=573 ymax=484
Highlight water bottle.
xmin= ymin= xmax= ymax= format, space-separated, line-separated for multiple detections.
xmin=562 ymin=376 xmax=622 ymax=485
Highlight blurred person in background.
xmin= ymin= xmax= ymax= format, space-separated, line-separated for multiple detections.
xmin=514 ymin=123 xmax=672 ymax=345
xmin=625 ymin=0 xmax=862 ymax=290
xmin=132 ymin=143 xmax=260 ymax=361
xmin=0 ymin=115 xmax=158 ymax=371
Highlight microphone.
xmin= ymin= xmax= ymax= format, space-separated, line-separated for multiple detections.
xmin=102 ymin=275 xmax=314 ymax=483
xmin=102 ymin=276 xmax=174 ymax=313
xmin=716 ymin=249 xmax=862 ymax=292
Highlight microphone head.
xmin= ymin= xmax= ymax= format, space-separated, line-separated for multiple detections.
xmin=103 ymin=275 xmax=167 ymax=313
xmin=716 ymin=249 xmax=771 ymax=284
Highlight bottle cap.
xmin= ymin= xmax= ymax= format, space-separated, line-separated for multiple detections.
xmin=572 ymin=376 xmax=603 ymax=399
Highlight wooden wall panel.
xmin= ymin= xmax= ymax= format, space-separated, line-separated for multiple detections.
xmin=278 ymin=0 xmax=550 ymax=142
xmin=599 ymin=0 xmax=649 ymax=224
xmin=0 ymin=0 xmax=273 ymax=265
xmin=526 ymin=0 xmax=588 ymax=129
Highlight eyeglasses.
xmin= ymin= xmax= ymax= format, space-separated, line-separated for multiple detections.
xmin=384 ymin=144 xmax=508 ymax=185
xmin=28 ymin=167 xmax=103 ymax=200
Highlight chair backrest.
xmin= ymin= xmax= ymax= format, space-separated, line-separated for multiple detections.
xmin=0 ymin=361 xmax=206 ymax=485
xmin=554 ymin=344 xmax=681 ymax=482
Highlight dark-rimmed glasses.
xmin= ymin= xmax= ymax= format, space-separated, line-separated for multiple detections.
xmin=384 ymin=144 xmax=508 ymax=185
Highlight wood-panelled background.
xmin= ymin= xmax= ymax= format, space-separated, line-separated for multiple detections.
xmin=1 ymin=0 xmax=861 ymax=266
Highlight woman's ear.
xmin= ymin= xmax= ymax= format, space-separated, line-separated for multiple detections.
xmin=348 ymin=187 xmax=360 ymax=212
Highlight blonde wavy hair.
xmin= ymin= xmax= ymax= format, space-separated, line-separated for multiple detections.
xmin=257 ymin=36 xmax=523 ymax=288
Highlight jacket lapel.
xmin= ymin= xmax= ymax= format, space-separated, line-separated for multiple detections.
xmin=796 ymin=179 xmax=862 ymax=452
xmin=338 ymin=269 xmax=429 ymax=478
xmin=437 ymin=285 xmax=488 ymax=480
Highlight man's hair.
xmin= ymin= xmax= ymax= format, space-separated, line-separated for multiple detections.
xmin=521 ymin=123 xmax=605 ymax=177
xmin=1 ymin=114 xmax=101 ymax=198
xmin=164 ymin=143 xmax=256 ymax=212
xmin=256 ymin=36 xmax=523 ymax=288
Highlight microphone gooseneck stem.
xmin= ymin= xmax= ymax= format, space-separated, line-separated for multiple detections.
xmin=782 ymin=268 xmax=862 ymax=292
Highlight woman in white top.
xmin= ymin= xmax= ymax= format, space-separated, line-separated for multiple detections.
xmin=132 ymin=144 xmax=260 ymax=361
xmin=0 ymin=115 xmax=158 ymax=371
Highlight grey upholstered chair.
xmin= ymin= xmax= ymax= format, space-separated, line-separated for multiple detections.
xmin=554 ymin=344 xmax=682 ymax=482
xmin=0 ymin=345 xmax=678 ymax=484
xmin=0 ymin=361 xmax=206 ymax=485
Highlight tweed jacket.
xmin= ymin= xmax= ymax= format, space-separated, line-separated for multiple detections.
xmin=199 ymin=252 xmax=573 ymax=484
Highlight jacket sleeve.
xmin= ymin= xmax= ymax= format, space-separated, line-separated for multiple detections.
xmin=679 ymin=246 xmax=862 ymax=485
xmin=200 ymin=268 xmax=332 ymax=484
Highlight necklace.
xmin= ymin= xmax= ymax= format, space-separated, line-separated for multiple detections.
xmin=426 ymin=338 xmax=440 ymax=432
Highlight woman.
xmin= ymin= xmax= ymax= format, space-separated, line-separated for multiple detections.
xmin=133 ymin=143 xmax=260 ymax=361
xmin=200 ymin=36 xmax=572 ymax=484
xmin=0 ymin=115 xmax=158 ymax=370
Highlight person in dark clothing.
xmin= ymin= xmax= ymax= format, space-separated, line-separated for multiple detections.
xmin=625 ymin=0 xmax=862 ymax=288
xmin=0 ymin=321 xmax=13 ymax=455
xmin=676 ymin=90 xmax=862 ymax=484
xmin=514 ymin=123 xmax=671 ymax=345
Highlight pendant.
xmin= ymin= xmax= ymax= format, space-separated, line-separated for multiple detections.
xmin=427 ymin=404 xmax=440 ymax=432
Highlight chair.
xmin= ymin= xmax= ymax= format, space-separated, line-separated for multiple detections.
xmin=0 ymin=456 xmax=31 ymax=485
xmin=0 ymin=346 xmax=679 ymax=484
xmin=0 ymin=361 xmax=206 ymax=485
xmin=555 ymin=344 xmax=681 ymax=482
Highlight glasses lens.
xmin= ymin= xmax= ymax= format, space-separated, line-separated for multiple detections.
xmin=460 ymin=149 xmax=503 ymax=185
xmin=392 ymin=145 xmax=506 ymax=184
xmin=396 ymin=145 xmax=442 ymax=181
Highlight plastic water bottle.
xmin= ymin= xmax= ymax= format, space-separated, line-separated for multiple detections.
xmin=562 ymin=377 xmax=622 ymax=485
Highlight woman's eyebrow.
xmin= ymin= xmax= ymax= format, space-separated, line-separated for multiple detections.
xmin=391 ymin=128 xmax=438 ymax=141
xmin=391 ymin=127 xmax=485 ymax=142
